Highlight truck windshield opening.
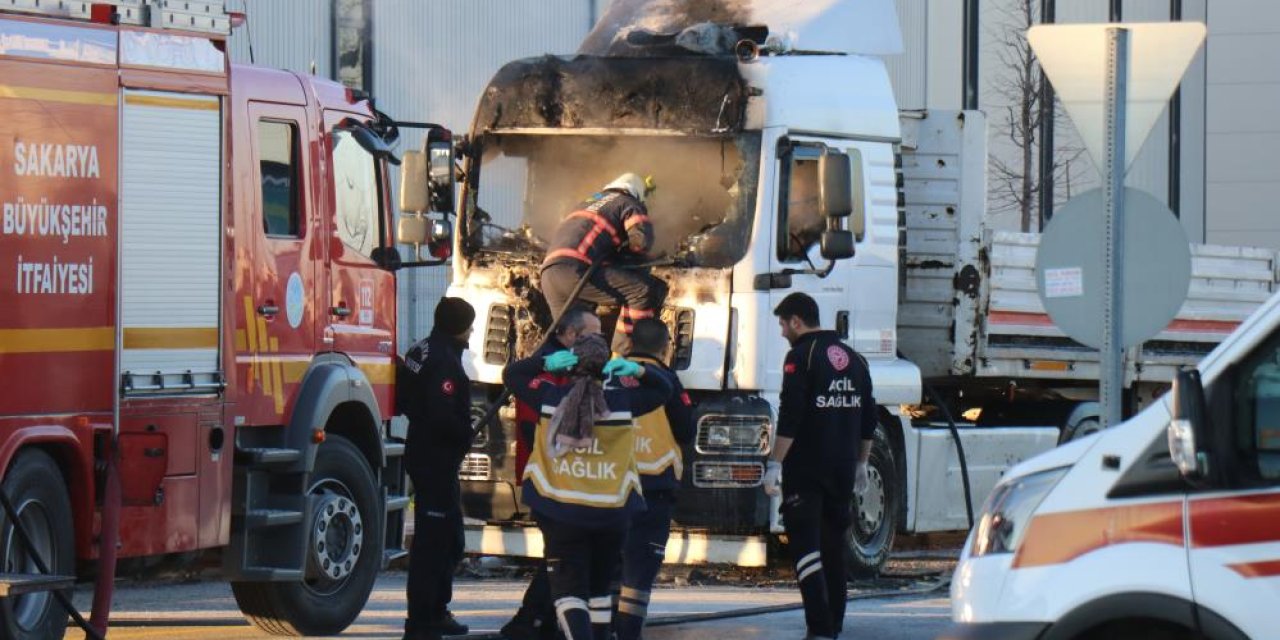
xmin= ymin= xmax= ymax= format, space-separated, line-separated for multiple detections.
xmin=463 ymin=132 xmax=761 ymax=269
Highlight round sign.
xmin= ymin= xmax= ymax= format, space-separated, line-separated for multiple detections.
xmin=1036 ymin=187 xmax=1191 ymax=350
xmin=285 ymin=272 xmax=305 ymax=329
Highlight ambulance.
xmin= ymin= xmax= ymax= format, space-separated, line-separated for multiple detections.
xmin=944 ymin=289 xmax=1280 ymax=639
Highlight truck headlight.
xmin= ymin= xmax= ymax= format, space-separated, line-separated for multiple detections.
xmin=695 ymin=415 xmax=771 ymax=456
xmin=970 ymin=466 xmax=1069 ymax=557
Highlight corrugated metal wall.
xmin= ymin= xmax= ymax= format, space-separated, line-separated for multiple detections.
xmin=371 ymin=0 xmax=596 ymax=344
xmin=1204 ymin=0 xmax=1280 ymax=248
xmin=225 ymin=0 xmax=333 ymax=77
xmin=885 ymin=0 xmax=927 ymax=110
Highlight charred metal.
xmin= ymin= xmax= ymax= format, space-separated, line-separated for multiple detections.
xmin=475 ymin=55 xmax=748 ymax=134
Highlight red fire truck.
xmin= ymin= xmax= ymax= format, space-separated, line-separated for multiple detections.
xmin=0 ymin=1 xmax=453 ymax=637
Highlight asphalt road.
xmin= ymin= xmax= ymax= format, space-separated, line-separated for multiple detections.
xmin=63 ymin=574 xmax=953 ymax=640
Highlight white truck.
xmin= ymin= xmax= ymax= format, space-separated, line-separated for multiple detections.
xmin=430 ymin=4 xmax=1278 ymax=574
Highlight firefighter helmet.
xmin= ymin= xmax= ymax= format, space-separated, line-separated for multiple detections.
xmin=604 ymin=172 xmax=656 ymax=203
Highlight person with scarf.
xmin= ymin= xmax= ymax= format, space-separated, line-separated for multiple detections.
xmin=503 ymin=333 xmax=672 ymax=640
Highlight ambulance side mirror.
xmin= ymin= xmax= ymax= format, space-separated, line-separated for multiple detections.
xmin=1169 ymin=368 xmax=1211 ymax=481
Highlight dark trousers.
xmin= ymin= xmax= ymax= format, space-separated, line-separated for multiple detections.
xmin=541 ymin=262 xmax=668 ymax=355
xmin=614 ymin=491 xmax=674 ymax=640
xmin=504 ymin=562 xmax=557 ymax=639
xmin=534 ymin=512 xmax=626 ymax=640
xmin=781 ymin=487 xmax=851 ymax=639
xmin=406 ymin=468 xmax=464 ymax=631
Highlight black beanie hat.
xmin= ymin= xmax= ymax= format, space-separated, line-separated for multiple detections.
xmin=434 ymin=297 xmax=476 ymax=337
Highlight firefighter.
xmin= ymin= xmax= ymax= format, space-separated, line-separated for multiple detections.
xmin=400 ymin=297 xmax=477 ymax=640
xmin=762 ymin=293 xmax=876 ymax=640
xmin=503 ymin=333 xmax=673 ymax=640
xmin=614 ymin=318 xmax=695 ymax=640
xmin=501 ymin=307 xmax=603 ymax=640
xmin=540 ymin=172 xmax=668 ymax=355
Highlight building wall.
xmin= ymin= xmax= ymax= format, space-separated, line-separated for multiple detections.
xmin=225 ymin=0 xmax=333 ymax=78
xmin=1204 ymin=0 xmax=1280 ymax=248
xmin=370 ymin=0 xmax=597 ymax=343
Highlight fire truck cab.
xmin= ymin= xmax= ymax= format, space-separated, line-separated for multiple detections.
xmin=0 ymin=1 xmax=453 ymax=637
xmin=945 ymin=290 xmax=1280 ymax=640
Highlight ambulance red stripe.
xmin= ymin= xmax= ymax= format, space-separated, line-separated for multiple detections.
xmin=1190 ymin=494 xmax=1280 ymax=548
xmin=1012 ymin=501 xmax=1184 ymax=568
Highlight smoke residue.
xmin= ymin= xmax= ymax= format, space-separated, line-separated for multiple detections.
xmin=581 ymin=0 xmax=752 ymax=56
xmin=473 ymin=133 xmax=760 ymax=267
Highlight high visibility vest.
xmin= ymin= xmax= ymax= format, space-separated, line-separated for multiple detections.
xmin=521 ymin=385 xmax=645 ymax=528
xmin=628 ymin=356 xmax=683 ymax=491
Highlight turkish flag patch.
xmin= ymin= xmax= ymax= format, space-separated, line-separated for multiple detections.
xmin=441 ymin=379 xmax=456 ymax=395
xmin=680 ymin=392 xmax=692 ymax=406
xmin=784 ymin=362 xmax=797 ymax=374
xmin=620 ymin=376 xmax=640 ymax=388
xmin=827 ymin=345 xmax=850 ymax=372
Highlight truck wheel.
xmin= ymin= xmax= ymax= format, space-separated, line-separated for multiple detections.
xmin=846 ymin=425 xmax=898 ymax=577
xmin=0 ymin=450 xmax=74 ymax=640
xmin=233 ymin=435 xmax=382 ymax=636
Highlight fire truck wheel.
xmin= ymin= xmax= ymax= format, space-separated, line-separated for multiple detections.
xmin=232 ymin=435 xmax=381 ymax=636
xmin=846 ymin=424 xmax=898 ymax=577
xmin=0 ymin=449 xmax=74 ymax=640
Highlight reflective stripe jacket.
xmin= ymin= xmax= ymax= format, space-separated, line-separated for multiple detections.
xmin=542 ymin=190 xmax=653 ymax=268
xmin=504 ymin=355 xmax=673 ymax=528
xmin=628 ymin=354 xmax=695 ymax=492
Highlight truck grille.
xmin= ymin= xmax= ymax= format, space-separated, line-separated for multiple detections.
xmin=672 ymin=308 xmax=695 ymax=370
xmin=484 ymin=304 xmax=514 ymax=365
xmin=695 ymin=415 xmax=771 ymax=456
xmin=459 ymin=453 xmax=492 ymax=481
xmin=692 ymin=461 xmax=764 ymax=488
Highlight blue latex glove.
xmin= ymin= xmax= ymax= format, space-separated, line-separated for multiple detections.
xmin=543 ymin=350 xmax=579 ymax=373
xmin=602 ymin=358 xmax=643 ymax=378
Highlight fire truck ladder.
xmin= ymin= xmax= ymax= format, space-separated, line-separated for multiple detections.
xmin=0 ymin=0 xmax=233 ymax=34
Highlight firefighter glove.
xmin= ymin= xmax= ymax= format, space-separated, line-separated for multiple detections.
xmin=854 ymin=462 xmax=870 ymax=496
xmin=763 ymin=460 xmax=782 ymax=497
xmin=543 ymin=350 xmax=579 ymax=373
xmin=602 ymin=358 xmax=643 ymax=378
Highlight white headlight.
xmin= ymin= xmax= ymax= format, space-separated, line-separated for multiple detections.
xmin=970 ymin=466 xmax=1069 ymax=557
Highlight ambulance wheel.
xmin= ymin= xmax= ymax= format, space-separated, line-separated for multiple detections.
xmin=233 ymin=436 xmax=382 ymax=636
xmin=0 ymin=449 xmax=74 ymax=640
xmin=846 ymin=425 xmax=898 ymax=577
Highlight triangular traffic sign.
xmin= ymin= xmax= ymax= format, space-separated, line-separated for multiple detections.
xmin=1028 ymin=22 xmax=1206 ymax=174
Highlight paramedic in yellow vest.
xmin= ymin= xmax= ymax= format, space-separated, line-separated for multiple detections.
xmin=503 ymin=333 xmax=673 ymax=640
xmin=614 ymin=318 xmax=694 ymax=640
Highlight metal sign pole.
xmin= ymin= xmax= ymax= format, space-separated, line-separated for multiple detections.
xmin=1101 ymin=27 xmax=1129 ymax=427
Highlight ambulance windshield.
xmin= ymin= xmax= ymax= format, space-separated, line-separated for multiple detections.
xmin=463 ymin=132 xmax=761 ymax=269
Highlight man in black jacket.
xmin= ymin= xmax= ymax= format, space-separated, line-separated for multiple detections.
xmin=401 ymin=297 xmax=477 ymax=640
xmin=763 ymin=293 xmax=876 ymax=640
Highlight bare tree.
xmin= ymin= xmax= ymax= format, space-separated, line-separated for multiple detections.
xmin=987 ymin=0 xmax=1083 ymax=231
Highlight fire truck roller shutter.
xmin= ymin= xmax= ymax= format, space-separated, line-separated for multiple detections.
xmin=120 ymin=90 xmax=222 ymax=393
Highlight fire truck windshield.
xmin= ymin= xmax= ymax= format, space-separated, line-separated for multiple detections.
xmin=463 ymin=132 xmax=761 ymax=269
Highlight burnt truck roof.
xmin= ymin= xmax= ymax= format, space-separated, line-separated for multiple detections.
xmin=472 ymin=55 xmax=748 ymax=135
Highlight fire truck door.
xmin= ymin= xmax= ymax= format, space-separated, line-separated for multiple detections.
xmin=1186 ymin=334 xmax=1280 ymax=639
xmin=237 ymin=103 xmax=318 ymax=421
xmin=321 ymin=112 xmax=395 ymax=416
xmin=119 ymin=90 xmax=223 ymax=394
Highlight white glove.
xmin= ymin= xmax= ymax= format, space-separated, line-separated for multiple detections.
xmin=854 ymin=462 xmax=870 ymax=496
xmin=763 ymin=460 xmax=782 ymax=497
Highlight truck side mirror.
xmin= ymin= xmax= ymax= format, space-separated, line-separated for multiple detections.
xmin=820 ymin=229 xmax=855 ymax=261
xmin=818 ymin=150 xmax=852 ymax=218
xmin=426 ymin=133 xmax=456 ymax=214
xmin=399 ymin=127 xmax=455 ymax=215
xmin=1169 ymin=368 xmax=1211 ymax=481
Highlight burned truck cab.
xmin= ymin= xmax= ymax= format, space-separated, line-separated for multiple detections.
xmin=450 ymin=11 xmax=918 ymax=569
